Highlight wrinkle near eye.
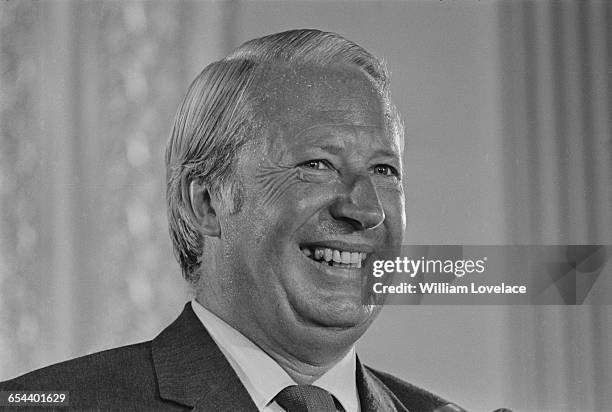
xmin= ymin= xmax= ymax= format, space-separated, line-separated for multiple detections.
xmin=254 ymin=161 xmax=339 ymax=208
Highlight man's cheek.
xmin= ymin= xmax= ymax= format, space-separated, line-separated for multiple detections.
xmin=379 ymin=186 xmax=406 ymax=235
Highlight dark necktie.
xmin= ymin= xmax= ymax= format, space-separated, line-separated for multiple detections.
xmin=275 ymin=385 xmax=338 ymax=412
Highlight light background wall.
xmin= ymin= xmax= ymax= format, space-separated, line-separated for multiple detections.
xmin=0 ymin=1 xmax=610 ymax=411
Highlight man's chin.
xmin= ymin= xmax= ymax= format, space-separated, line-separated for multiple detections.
xmin=296 ymin=298 xmax=380 ymax=331
xmin=278 ymin=302 xmax=379 ymax=363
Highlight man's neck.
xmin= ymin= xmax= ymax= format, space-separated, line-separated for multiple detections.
xmin=194 ymin=296 xmax=350 ymax=384
xmin=257 ymin=340 xmax=348 ymax=385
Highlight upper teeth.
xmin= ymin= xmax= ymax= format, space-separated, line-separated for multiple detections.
xmin=300 ymin=247 xmax=367 ymax=267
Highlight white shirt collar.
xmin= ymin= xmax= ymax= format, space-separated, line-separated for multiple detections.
xmin=191 ymin=300 xmax=360 ymax=412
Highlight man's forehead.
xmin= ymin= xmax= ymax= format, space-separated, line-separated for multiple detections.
xmin=291 ymin=124 xmax=402 ymax=157
xmin=253 ymin=63 xmax=382 ymax=108
xmin=248 ymin=63 xmax=401 ymax=157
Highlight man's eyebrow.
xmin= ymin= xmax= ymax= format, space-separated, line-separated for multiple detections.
xmin=311 ymin=144 xmax=344 ymax=155
xmin=370 ymin=148 xmax=401 ymax=160
xmin=289 ymin=142 xmax=344 ymax=156
xmin=295 ymin=144 xmax=401 ymax=161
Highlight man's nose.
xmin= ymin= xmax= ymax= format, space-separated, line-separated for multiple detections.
xmin=330 ymin=175 xmax=385 ymax=230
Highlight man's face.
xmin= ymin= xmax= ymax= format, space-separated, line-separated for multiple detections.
xmin=215 ymin=65 xmax=405 ymax=358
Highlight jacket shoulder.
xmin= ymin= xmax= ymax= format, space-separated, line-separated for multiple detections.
xmin=364 ymin=365 xmax=450 ymax=410
xmin=1 ymin=341 xmax=153 ymax=388
xmin=0 ymin=341 xmax=170 ymax=409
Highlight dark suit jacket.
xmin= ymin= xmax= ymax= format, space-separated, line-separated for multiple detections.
xmin=0 ymin=303 xmax=460 ymax=411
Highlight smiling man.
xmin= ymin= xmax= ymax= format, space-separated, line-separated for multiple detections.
xmin=0 ymin=29 xmax=462 ymax=411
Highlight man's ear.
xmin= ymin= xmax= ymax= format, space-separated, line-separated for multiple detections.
xmin=183 ymin=178 xmax=221 ymax=237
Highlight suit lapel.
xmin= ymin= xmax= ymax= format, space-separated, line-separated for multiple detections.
xmin=152 ymin=303 xmax=258 ymax=412
xmin=356 ymin=357 xmax=409 ymax=412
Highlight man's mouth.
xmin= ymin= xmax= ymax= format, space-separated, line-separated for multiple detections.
xmin=300 ymin=246 xmax=368 ymax=269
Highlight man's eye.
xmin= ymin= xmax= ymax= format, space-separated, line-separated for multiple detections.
xmin=372 ymin=164 xmax=399 ymax=177
xmin=301 ymin=160 xmax=330 ymax=170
